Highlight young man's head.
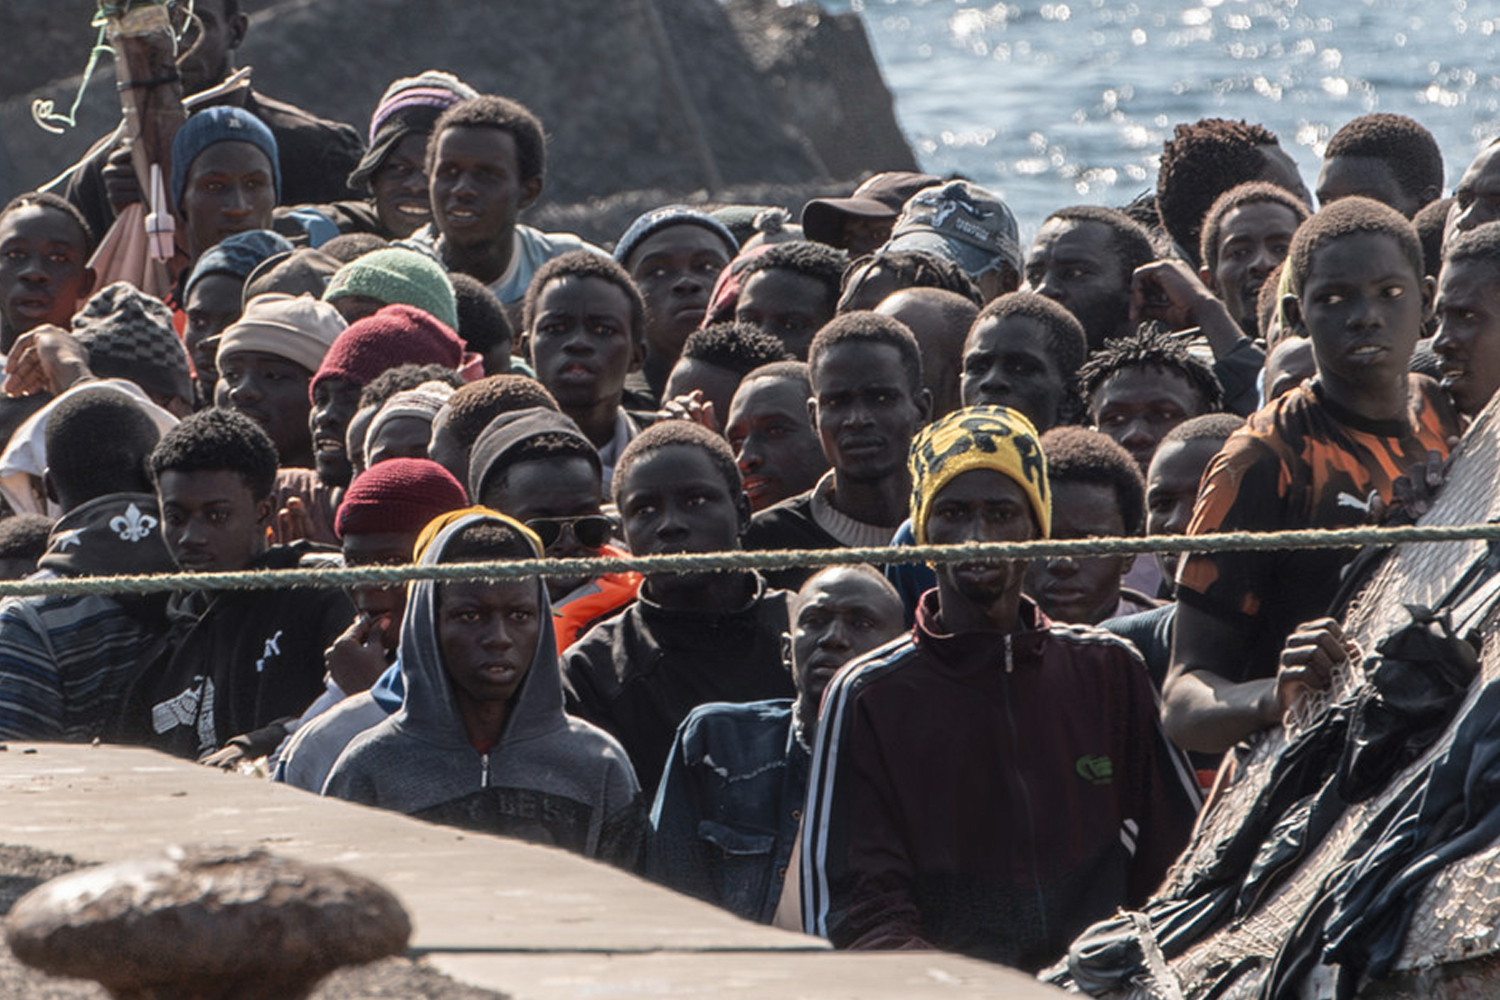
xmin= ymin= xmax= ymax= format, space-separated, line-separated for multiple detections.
xmin=0 ymin=514 xmax=54 ymax=581
xmin=322 ymin=247 xmax=460 ymax=331
xmin=365 ymin=381 xmax=456 ymax=466
xmin=836 ymin=249 xmax=983 ymax=314
xmin=182 ymin=229 xmax=293 ymax=401
xmin=662 ymin=322 xmax=790 ymax=419
xmin=615 ymin=206 xmax=739 ymax=390
xmin=347 ymin=364 xmax=467 ymax=478
xmin=1284 ymin=197 xmax=1431 ymax=410
xmin=874 ymin=287 xmax=980 ymax=420
xmin=448 ymin=272 xmax=516 ymax=375
xmin=170 ymin=0 xmax=248 ymax=97
xmin=427 ymin=95 xmax=546 ymax=256
xmin=426 ymin=374 xmax=558 ymax=485
xmin=961 ymin=291 xmax=1086 ymax=433
xmin=807 ymin=312 xmax=930 ymax=487
xmin=1024 ymin=205 xmax=1155 ymax=351
xmin=880 ymin=180 xmax=1023 ymax=301
xmin=148 ymin=408 xmax=279 ymax=574
xmin=909 ymin=406 xmax=1049 ymax=632
xmin=470 ymin=407 xmax=607 ymax=602
xmin=170 ymin=106 xmax=281 ymax=261
xmin=0 ymin=192 xmax=95 ymax=352
xmin=1449 ymin=138 xmax=1500 ymax=238
xmin=335 ymin=457 xmax=468 ymax=656
xmin=800 ymin=171 xmax=942 ymax=257
xmin=733 ymin=241 xmax=848 ymax=359
xmin=785 ymin=565 xmax=904 ymax=716
xmin=1414 ymin=196 xmax=1454 ymax=280
xmin=612 ymin=421 xmax=749 ymax=604
xmin=1078 ymin=326 xmax=1222 ymax=473
xmin=348 ymin=71 xmax=479 ymax=239
xmin=1155 ymin=117 xmax=1309 ymax=267
xmin=1146 ymin=413 xmax=1243 ymax=586
xmin=43 ymin=390 xmax=162 ymax=513
xmin=725 ymin=361 xmax=829 ymax=512
xmin=1433 ymin=222 xmax=1500 ymax=416
xmin=214 ymin=293 xmax=347 ymax=469
xmin=522 ymin=251 xmax=646 ymax=439
xmin=71 ymin=283 xmax=195 ymax=416
xmin=1023 ymin=427 xmax=1144 ymax=626
xmin=308 ymin=304 xmax=465 ymax=487
xmin=1198 ymin=181 xmax=1310 ymax=334
xmin=1317 ymin=113 xmax=1444 ymax=219
xmin=429 ymin=513 xmax=546 ymax=719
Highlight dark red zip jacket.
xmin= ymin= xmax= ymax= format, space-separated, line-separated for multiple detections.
xmin=801 ymin=592 xmax=1201 ymax=971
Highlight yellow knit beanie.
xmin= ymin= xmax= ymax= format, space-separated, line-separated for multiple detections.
xmin=909 ymin=406 xmax=1050 ymax=544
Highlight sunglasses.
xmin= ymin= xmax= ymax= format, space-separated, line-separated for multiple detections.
xmin=524 ymin=515 xmax=614 ymax=550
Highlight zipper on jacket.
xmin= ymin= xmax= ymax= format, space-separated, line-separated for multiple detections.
xmin=1000 ymin=633 xmax=1048 ymax=943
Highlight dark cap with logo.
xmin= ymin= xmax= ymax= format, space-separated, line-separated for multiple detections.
xmin=882 ymin=180 xmax=1022 ymax=280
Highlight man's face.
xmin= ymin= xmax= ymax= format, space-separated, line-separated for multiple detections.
xmin=1449 ymin=144 xmax=1500 ymax=238
xmin=626 ymin=224 xmax=730 ymax=368
xmin=342 ymin=529 xmax=421 ymax=656
xmin=1024 ymin=218 xmax=1132 ymax=350
xmin=960 ymin=314 xmax=1069 ymax=432
xmin=366 ymin=415 xmax=434 ymax=466
xmin=429 ymin=125 xmax=541 ymax=251
xmin=1024 ymin=480 xmax=1129 ymax=626
xmin=811 ymin=341 xmax=928 ymax=484
xmin=183 ymin=273 xmax=243 ymax=400
xmin=788 ymin=569 xmax=904 ymax=711
xmin=927 ymin=469 xmax=1037 ymax=624
xmin=1090 ymin=365 xmax=1206 ymax=473
xmin=1293 ymin=232 xmax=1429 ymax=406
xmin=1433 ymin=257 xmax=1500 ymax=416
xmin=528 ymin=275 xmax=642 ymax=415
xmin=156 ymin=469 xmax=270 ymax=574
xmin=1317 ymin=156 xmax=1422 ymax=218
xmin=344 ymin=404 xmax=378 ymax=479
xmin=214 ymin=350 xmax=313 ymax=466
xmin=725 ymin=374 xmax=828 ymax=511
xmin=1207 ymin=201 xmax=1301 ymax=334
xmin=437 ymin=578 xmax=541 ymax=708
xmin=1146 ymin=437 xmax=1222 ymax=584
xmin=310 ymin=377 xmax=363 ymax=487
xmin=370 ymin=133 xmax=433 ymax=239
xmin=172 ymin=0 xmax=245 ymax=96
xmin=0 ymin=206 xmax=94 ymax=348
xmin=735 ymin=268 xmax=834 ymax=360
xmin=616 ymin=443 xmax=747 ymax=601
xmin=482 ymin=456 xmax=605 ymax=602
xmin=180 ymin=142 xmax=277 ymax=260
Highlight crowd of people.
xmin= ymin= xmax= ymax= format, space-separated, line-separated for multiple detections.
xmin=3 ymin=0 xmax=1500 ymax=978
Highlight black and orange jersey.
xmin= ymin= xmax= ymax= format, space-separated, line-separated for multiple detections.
xmin=1176 ymin=374 xmax=1459 ymax=682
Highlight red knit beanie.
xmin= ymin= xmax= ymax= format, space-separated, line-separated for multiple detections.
xmin=335 ymin=457 xmax=469 ymax=539
xmin=309 ymin=304 xmax=465 ymax=401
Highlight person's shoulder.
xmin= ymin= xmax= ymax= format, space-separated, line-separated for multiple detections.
xmin=516 ymin=225 xmax=607 ymax=259
xmin=678 ymin=698 xmax=793 ymax=742
xmin=246 ymin=91 xmax=361 ymax=139
xmin=562 ymin=715 xmax=639 ymax=776
xmin=745 ymin=491 xmax=819 ymax=540
xmin=836 ymin=634 xmax=921 ymax=692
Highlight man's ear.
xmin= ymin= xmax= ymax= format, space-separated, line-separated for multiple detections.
xmin=254 ymin=494 xmax=275 ymax=529
xmin=1199 ymin=263 xmax=1220 ymax=297
xmin=1420 ymin=273 xmax=1437 ymax=319
xmin=1280 ymin=292 xmax=1303 ymax=335
xmin=227 ymin=11 xmax=249 ymax=51
xmin=780 ymin=631 xmax=794 ymax=675
xmin=628 ymin=335 xmax=646 ymax=374
xmin=914 ymin=386 xmax=933 ymax=425
xmin=519 ymin=175 xmax=544 ymax=212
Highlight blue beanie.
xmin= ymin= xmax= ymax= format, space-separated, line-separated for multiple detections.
xmin=170 ymin=106 xmax=281 ymax=208
xmin=613 ymin=204 xmax=738 ymax=267
xmin=184 ymin=229 xmax=294 ymax=299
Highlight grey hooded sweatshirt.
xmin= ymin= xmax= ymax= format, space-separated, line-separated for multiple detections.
xmin=323 ymin=511 xmax=644 ymax=868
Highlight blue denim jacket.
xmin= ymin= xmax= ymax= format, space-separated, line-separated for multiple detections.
xmin=647 ymin=698 xmax=810 ymax=923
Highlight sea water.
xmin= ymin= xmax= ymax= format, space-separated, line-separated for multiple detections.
xmin=830 ymin=0 xmax=1500 ymax=236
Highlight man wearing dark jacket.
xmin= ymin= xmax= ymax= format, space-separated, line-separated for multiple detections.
xmin=800 ymin=405 xmax=1201 ymax=971
xmin=118 ymin=409 xmax=350 ymax=761
xmin=52 ymin=0 xmax=363 ymax=244
xmin=0 ymin=391 xmax=175 ymax=740
xmin=562 ymin=421 xmax=796 ymax=797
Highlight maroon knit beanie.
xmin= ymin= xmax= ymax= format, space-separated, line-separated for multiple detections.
xmin=335 ymin=457 xmax=469 ymax=539
xmin=309 ymin=304 xmax=464 ymax=401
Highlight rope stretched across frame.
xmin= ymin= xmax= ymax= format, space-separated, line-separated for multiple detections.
xmin=1 ymin=520 xmax=1498 ymax=599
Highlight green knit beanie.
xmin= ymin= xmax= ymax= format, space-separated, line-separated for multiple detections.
xmin=323 ymin=247 xmax=459 ymax=331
